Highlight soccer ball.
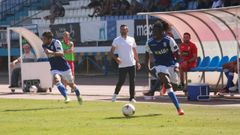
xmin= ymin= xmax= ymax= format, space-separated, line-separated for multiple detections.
xmin=122 ymin=103 xmax=135 ymax=117
xmin=29 ymin=85 xmax=38 ymax=92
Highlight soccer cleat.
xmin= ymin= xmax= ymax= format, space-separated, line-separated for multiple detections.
xmin=77 ymin=96 xmax=83 ymax=105
xmin=112 ymin=94 xmax=117 ymax=102
xmin=177 ymin=108 xmax=184 ymax=116
xmin=64 ymin=97 xmax=71 ymax=103
xmin=143 ymin=91 xmax=154 ymax=96
xmin=143 ymin=91 xmax=155 ymax=100
xmin=130 ymin=98 xmax=137 ymax=103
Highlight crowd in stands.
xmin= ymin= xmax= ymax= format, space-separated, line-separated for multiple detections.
xmin=84 ymin=0 xmax=240 ymax=17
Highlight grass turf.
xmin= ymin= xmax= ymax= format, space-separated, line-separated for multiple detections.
xmin=0 ymin=98 xmax=239 ymax=135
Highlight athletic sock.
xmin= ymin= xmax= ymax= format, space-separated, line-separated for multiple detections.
xmin=56 ymin=82 xmax=67 ymax=98
xmin=167 ymin=88 xmax=180 ymax=110
xmin=74 ymin=87 xmax=81 ymax=97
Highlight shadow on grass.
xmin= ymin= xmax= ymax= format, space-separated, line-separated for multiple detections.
xmin=105 ymin=113 xmax=162 ymax=119
xmin=3 ymin=106 xmax=76 ymax=112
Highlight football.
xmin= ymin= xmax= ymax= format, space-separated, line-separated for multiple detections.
xmin=122 ymin=103 xmax=135 ymax=117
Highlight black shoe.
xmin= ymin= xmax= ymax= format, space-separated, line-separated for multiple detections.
xmin=143 ymin=91 xmax=154 ymax=96
xmin=8 ymin=85 xmax=18 ymax=88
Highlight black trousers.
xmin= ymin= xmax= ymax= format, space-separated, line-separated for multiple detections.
xmin=114 ymin=66 xmax=136 ymax=101
xmin=11 ymin=67 xmax=21 ymax=87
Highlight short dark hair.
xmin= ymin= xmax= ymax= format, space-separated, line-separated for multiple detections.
xmin=120 ymin=24 xmax=127 ymax=28
xmin=184 ymin=32 xmax=191 ymax=37
xmin=153 ymin=21 xmax=164 ymax=30
xmin=42 ymin=31 xmax=53 ymax=39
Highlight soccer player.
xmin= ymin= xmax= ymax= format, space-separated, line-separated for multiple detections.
xmin=61 ymin=31 xmax=75 ymax=76
xmin=179 ymin=32 xmax=197 ymax=90
xmin=61 ymin=31 xmax=75 ymax=93
xmin=41 ymin=31 xmax=82 ymax=104
xmin=219 ymin=59 xmax=240 ymax=93
xmin=110 ymin=24 xmax=141 ymax=103
xmin=145 ymin=21 xmax=184 ymax=115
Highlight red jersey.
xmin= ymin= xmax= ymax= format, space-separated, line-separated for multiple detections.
xmin=180 ymin=41 xmax=197 ymax=67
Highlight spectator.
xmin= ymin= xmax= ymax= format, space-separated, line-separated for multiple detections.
xmin=9 ymin=44 xmax=36 ymax=88
xmin=212 ymin=0 xmax=224 ymax=8
xmin=129 ymin=0 xmax=145 ymax=14
xmin=171 ymin=0 xmax=186 ymax=10
xmin=185 ymin=0 xmax=198 ymax=10
xmin=159 ymin=0 xmax=171 ymax=11
xmin=197 ymin=0 xmax=212 ymax=9
xmin=219 ymin=59 xmax=240 ymax=93
xmin=101 ymin=0 xmax=111 ymax=16
xmin=179 ymin=32 xmax=198 ymax=92
xmin=83 ymin=0 xmax=103 ymax=17
xmin=119 ymin=0 xmax=131 ymax=15
xmin=44 ymin=0 xmax=65 ymax=24
xmin=230 ymin=0 xmax=240 ymax=6
xmin=110 ymin=0 xmax=122 ymax=15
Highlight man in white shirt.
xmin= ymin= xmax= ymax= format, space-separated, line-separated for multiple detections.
xmin=109 ymin=24 xmax=141 ymax=103
xmin=9 ymin=44 xmax=36 ymax=88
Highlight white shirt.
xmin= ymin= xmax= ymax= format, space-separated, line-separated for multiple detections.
xmin=112 ymin=36 xmax=137 ymax=68
xmin=22 ymin=52 xmax=35 ymax=60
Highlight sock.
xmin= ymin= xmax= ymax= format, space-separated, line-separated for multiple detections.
xmin=167 ymin=88 xmax=180 ymax=110
xmin=74 ymin=87 xmax=80 ymax=97
xmin=56 ymin=82 xmax=67 ymax=98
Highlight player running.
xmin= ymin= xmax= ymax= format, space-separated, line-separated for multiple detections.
xmin=41 ymin=31 xmax=82 ymax=104
xmin=145 ymin=21 xmax=184 ymax=115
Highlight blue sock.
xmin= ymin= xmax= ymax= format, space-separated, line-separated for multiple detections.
xmin=167 ymin=88 xmax=180 ymax=110
xmin=74 ymin=87 xmax=80 ymax=97
xmin=56 ymin=82 xmax=67 ymax=98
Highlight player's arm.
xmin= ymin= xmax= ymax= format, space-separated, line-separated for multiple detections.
xmin=169 ymin=37 xmax=180 ymax=62
xmin=144 ymin=44 xmax=151 ymax=72
xmin=52 ymin=40 xmax=64 ymax=57
xmin=109 ymin=46 xmax=121 ymax=64
xmin=64 ymin=42 xmax=74 ymax=54
xmin=188 ymin=44 xmax=197 ymax=63
xmin=10 ymin=57 xmax=21 ymax=68
xmin=109 ymin=39 xmax=121 ymax=64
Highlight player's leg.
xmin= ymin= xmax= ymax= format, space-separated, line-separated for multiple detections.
xmin=68 ymin=61 xmax=75 ymax=77
xmin=179 ymin=64 xmax=188 ymax=88
xmin=53 ymin=73 xmax=69 ymax=103
xmin=158 ymin=73 xmax=184 ymax=115
xmin=9 ymin=67 xmax=21 ymax=87
xmin=68 ymin=83 xmax=83 ymax=104
xmin=128 ymin=66 xmax=136 ymax=102
xmin=63 ymin=70 xmax=82 ymax=104
xmin=112 ymin=67 xmax=128 ymax=102
xmin=67 ymin=61 xmax=75 ymax=93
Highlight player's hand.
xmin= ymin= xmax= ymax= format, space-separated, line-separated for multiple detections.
xmin=45 ymin=49 xmax=54 ymax=57
xmin=45 ymin=49 xmax=53 ymax=54
xmin=174 ymin=67 xmax=179 ymax=73
xmin=115 ymin=57 xmax=121 ymax=64
xmin=136 ymin=62 xmax=141 ymax=70
xmin=10 ymin=62 xmax=15 ymax=68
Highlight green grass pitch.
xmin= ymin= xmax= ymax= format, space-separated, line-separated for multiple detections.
xmin=0 ymin=99 xmax=239 ymax=135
